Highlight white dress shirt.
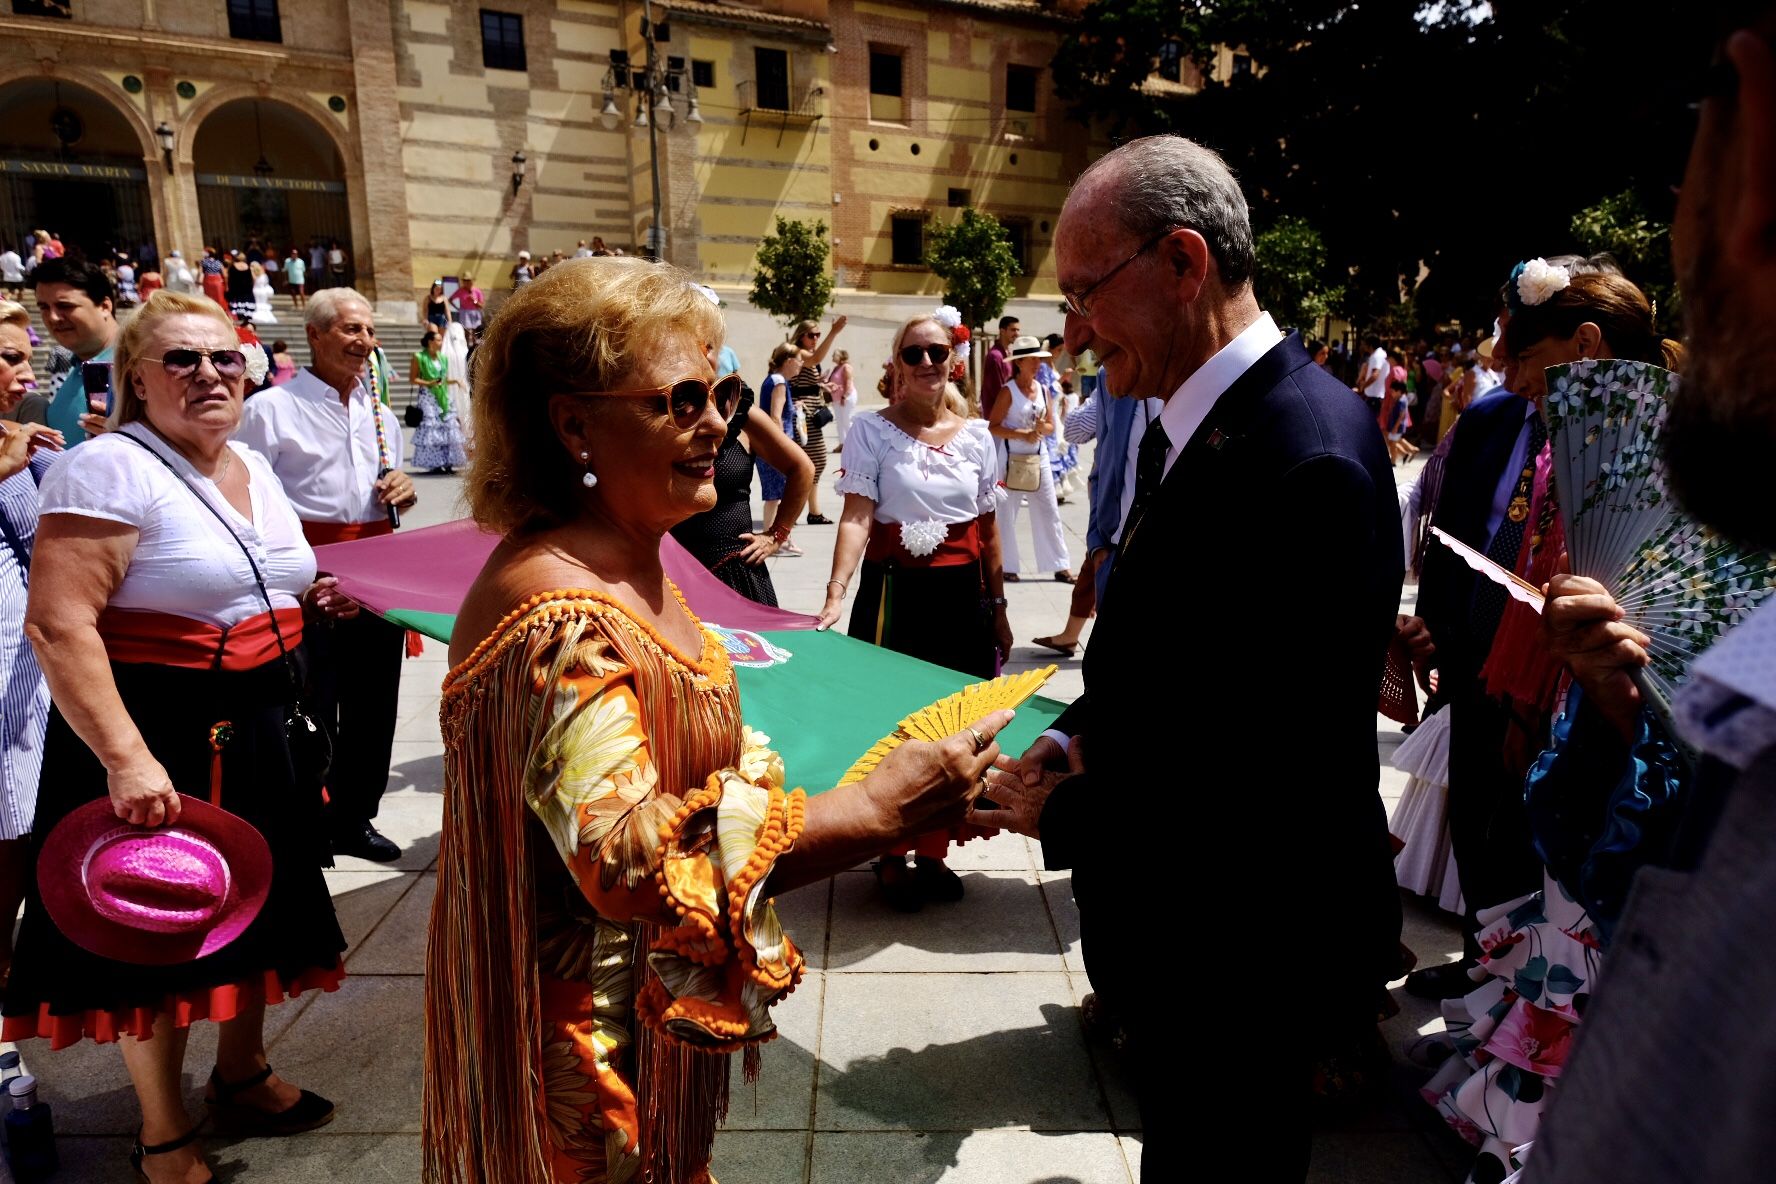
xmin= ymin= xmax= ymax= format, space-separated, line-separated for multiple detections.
xmin=1039 ymin=314 xmax=1281 ymax=753
xmin=233 ymin=367 xmax=405 ymax=525
xmin=1157 ymin=311 xmax=1282 ymax=479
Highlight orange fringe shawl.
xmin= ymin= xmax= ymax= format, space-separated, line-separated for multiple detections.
xmin=423 ymin=591 xmax=771 ymax=1184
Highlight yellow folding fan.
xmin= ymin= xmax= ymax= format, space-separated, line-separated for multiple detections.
xmin=837 ymin=665 xmax=1058 ymax=786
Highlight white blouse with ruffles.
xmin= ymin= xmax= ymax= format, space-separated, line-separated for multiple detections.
xmin=38 ymin=424 xmax=316 ymax=627
xmin=833 ymin=412 xmax=1001 ymax=527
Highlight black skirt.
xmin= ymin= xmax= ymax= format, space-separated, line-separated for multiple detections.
xmin=3 ymin=653 xmax=345 ymax=1045
xmin=847 ymin=559 xmax=997 ymax=679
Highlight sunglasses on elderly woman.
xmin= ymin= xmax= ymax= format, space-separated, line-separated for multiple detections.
xmin=898 ymin=344 xmax=952 ymax=366
xmin=141 ymin=348 xmax=249 ymax=380
xmin=573 ymin=373 xmax=746 ymax=428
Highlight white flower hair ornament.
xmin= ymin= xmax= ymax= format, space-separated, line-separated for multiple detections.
xmin=1513 ymin=258 xmax=1572 ymax=308
xmin=953 ymin=340 xmax=971 ymax=364
xmin=240 ymin=342 xmax=269 ymax=385
xmin=931 ymin=305 xmax=963 ymax=329
xmin=900 ymin=519 xmax=948 ymax=558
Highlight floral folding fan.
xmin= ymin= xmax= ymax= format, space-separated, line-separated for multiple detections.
xmin=1434 ymin=358 xmax=1776 ymax=717
xmin=837 ymin=665 xmax=1059 ymax=787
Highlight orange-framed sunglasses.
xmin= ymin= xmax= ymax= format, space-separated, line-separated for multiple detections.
xmin=570 ymin=373 xmax=745 ymax=428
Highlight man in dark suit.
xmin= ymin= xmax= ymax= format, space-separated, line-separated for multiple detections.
xmin=969 ymin=135 xmax=1404 ymax=1181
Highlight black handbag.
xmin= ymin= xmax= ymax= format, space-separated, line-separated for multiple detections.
xmin=404 ymin=397 xmax=423 ymax=428
xmin=118 ymin=432 xmax=334 ymax=790
xmin=807 ymin=399 xmax=834 ymax=431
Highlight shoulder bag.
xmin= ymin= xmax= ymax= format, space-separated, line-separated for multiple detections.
xmin=118 ymin=431 xmax=334 ymax=791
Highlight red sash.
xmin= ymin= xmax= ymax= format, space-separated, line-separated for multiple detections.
xmin=864 ymin=519 xmax=982 ymax=568
xmin=98 ymin=608 xmax=304 ymax=672
xmin=301 ymin=518 xmax=393 ymax=547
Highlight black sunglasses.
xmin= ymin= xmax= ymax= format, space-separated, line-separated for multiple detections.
xmin=575 ymin=373 xmax=745 ymax=428
xmin=142 ymin=349 xmax=248 ymax=380
xmin=898 ymin=343 xmax=952 ymax=366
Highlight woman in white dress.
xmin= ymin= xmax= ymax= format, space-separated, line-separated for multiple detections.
xmin=250 ymin=263 xmax=277 ymax=325
xmin=987 ymin=336 xmax=1073 ymax=583
xmin=442 ymin=321 xmax=471 ymax=447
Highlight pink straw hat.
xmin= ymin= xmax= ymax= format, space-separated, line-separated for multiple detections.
xmin=38 ymin=798 xmax=272 ymax=965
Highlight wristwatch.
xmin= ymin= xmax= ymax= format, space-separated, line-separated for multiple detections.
xmin=989 ymin=596 xmax=1009 ymax=607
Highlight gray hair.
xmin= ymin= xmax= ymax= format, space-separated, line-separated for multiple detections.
xmin=305 ymin=286 xmax=374 ymax=332
xmin=1077 ymin=135 xmax=1255 ymax=289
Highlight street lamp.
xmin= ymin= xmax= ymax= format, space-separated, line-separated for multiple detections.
xmin=510 ymin=149 xmax=526 ymax=195
xmin=155 ymin=120 xmax=174 ymax=173
xmin=598 ymin=0 xmax=700 ymax=261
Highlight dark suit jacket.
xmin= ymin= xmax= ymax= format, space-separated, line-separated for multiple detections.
xmin=1416 ymin=389 xmax=1534 ymax=690
xmin=1041 ymin=333 xmax=1405 ymax=1016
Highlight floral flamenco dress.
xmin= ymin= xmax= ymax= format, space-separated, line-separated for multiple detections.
xmin=410 ymin=350 xmax=467 ymax=472
xmin=423 ymin=589 xmax=807 ymax=1184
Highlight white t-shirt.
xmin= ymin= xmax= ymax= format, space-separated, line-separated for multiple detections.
xmin=1364 ymin=347 xmax=1390 ymax=399
xmin=39 ymin=424 xmax=315 ymax=627
xmin=234 ymin=368 xmax=405 ymax=525
xmin=834 ymin=413 xmax=1000 ymax=526
xmin=0 ymin=251 xmax=21 ymax=283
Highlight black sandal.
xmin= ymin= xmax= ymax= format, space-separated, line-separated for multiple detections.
xmin=131 ymin=1122 xmax=214 ymax=1184
xmin=806 ymin=513 xmax=833 ymax=525
xmin=206 ymin=1064 xmax=336 ymax=1136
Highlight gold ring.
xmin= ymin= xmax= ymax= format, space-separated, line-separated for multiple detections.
xmin=965 ymin=726 xmax=989 ymax=753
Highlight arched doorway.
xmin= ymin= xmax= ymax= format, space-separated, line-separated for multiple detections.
xmin=192 ymin=99 xmax=352 ymax=285
xmin=0 ymin=78 xmax=154 ymax=261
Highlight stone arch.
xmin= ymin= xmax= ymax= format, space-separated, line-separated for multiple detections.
xmin=0 ymin=69 xmax=163 ymax=258
xmin=181 ymin=88 xmax=370 ymax=295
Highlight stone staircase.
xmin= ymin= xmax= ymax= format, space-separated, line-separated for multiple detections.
xmin=18 ymin=292 xmax=436 ymax=402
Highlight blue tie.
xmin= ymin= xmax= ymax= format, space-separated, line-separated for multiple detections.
xmin=1117 ymin=419 xmax=1172 ymax=558
xmin=1469 ymin=412 xmax=1548 ymax=642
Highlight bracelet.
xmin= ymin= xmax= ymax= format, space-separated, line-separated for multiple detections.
xmin=768 ymin=522 xmax=793 ymax=544
xmin=827 ymin=579 xmax=847 ymax=594
xmin=989 ymin=596 xmax=1008 ymax=607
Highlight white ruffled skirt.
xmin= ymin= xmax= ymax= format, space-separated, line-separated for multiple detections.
xmin=1388 ymin=705 xmax=1464 ymax=914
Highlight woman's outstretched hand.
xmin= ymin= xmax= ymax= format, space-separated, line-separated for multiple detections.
xmin=860 ymin=709 xmax=1018 ymax=835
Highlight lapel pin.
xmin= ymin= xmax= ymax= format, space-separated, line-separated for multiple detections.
xmin=1206 ymin=428 xmax=1226 ymax=451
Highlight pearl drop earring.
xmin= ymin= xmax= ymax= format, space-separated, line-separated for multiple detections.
xmin=580 ymin=451 xmax=598 ymax=489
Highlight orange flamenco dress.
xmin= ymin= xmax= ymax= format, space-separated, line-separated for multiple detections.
xmin=423 ymin=589 xmax=806 ymax=1184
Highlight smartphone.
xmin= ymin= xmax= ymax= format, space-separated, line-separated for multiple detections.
xmin=82 ymin=360 xmax=113 ymax=416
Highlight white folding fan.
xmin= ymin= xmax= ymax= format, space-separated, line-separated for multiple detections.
xmin=1434 ymin=358 xmax=1776 ymax=720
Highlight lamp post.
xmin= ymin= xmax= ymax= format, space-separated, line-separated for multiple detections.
xmin=155 ymin=121 xmax=175 ymax=173
xmin=598 ymin=0 xmax=698 ymax=262
xmin=510 ymin=149 xmax=527 ymax=195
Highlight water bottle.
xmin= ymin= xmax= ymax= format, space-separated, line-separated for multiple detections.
xmin=0 ymin=1051 xmax=19 ymax=1147
xmin=4 ymin=1075 xmax=57 ymax=1181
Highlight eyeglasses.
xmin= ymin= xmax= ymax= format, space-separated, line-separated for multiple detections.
xmin=141 ymin=349 xmax=248 ymax=380
xmin=1060 ymin=229 xmax=1177 ymax=318
xmin=898 ymin=343 xmax=953 ymax=367
xmin=571 ymin=373 xmax=745 ymax=428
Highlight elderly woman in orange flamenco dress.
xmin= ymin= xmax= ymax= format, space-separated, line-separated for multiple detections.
xmin=423 ymin=258 xmax=1018 ymax=1184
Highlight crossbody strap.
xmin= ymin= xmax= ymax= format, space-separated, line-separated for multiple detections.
xmin=118 ymin=430 xmax=302 ymax=689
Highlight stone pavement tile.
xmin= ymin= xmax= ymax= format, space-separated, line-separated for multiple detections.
xmin=266 ymin=976 xmax=423 ymax=1134
xmin=816 ymin=972 xmax=1106 ymax=1131
xmin=205 ymin=1132 xmax=422 ymax=1183
xmin=347 ymin=872 xmax=436 ymax=974
xmin=712 ymin=1129 xmax=810 ymax=1184
xmin=335 ymin=787 xmax=443 ymax=872
xmin=723 ymin=972 xmax=824 ymax=1132
xmin=386 ymin=740 xmax=446 ymax=799
xmin=393 ymin=702 xmax=444 ymax=743
xmin=810 ymin=1129 xmax=1132 ymax=1184
xmin=1042 ymin=874 xmax=1083 ymax=973
xmin=327 ymin=868 xmax=417 ymax=958
xmin=26 ymin=998 xmax=314 ymax=1136
xmin=772 ymin=877 xmax=832 ymax=971
xmin=939 ymin=830 xmax=1035 ymax=871
xmin=1119 ymin=1133 xmax=1143 ymax=1180
xmin=825 ymin=870 xmax=1063 ymax=973
xmin=43 ymin=1135 xmax=132 ymax=1180
xmin=1309 ymin=1130 xmax=1464 ymax=1183
xmin=1062 ymin=974 xmax=1139 ymax=1133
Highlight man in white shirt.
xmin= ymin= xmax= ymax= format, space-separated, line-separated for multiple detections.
xmin=0 ymin=246 xmax=22 ymax=299
xmin=235 ymin=288 xmax=416 ymax=863
xmin=1354 ymin=332 xmax=1389 ymax=413
xmin=573 ymin=239 xmax=594 ymax=258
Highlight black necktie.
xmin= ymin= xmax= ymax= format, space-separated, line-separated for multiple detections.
xmin=1118 ymin=419 xmax=1172 ymax=555
xmin=1469 ymin=411 xmax=1549 ymax=642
